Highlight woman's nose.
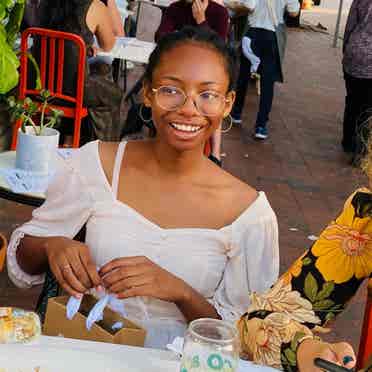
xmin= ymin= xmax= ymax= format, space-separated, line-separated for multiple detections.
xmin=178 ymin=95 xmax=199 ymax=116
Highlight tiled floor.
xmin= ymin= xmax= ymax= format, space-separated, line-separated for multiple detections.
xmin=0 ymin=26 xmax=367 ymax=352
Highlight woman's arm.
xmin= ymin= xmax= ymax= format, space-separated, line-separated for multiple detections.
xmin=86 ymin=0 xmax=116 ymax=51
xmin=238 ymin=188 xmax=372 ymax=371
xmin=106 ymin=0 xmax=125 ymax=37
xmin=99 ymin=255 xmax=220 ymax=321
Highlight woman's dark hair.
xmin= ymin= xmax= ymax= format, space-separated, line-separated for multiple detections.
xmin=41 ymin=0 xmax=88 ymax=31
xmin=144 ymin=26 xmax=236 ymax=91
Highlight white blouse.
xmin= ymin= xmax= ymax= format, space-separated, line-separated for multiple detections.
xmin=7 ymin=140 xmax=279 ymax=349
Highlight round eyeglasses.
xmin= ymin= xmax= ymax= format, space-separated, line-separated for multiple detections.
xmin=152 ymin=86 xmax=230 ymax=117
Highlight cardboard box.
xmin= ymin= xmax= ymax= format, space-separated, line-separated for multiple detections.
xmin=43 ymin=295 xmax=146 ymax=347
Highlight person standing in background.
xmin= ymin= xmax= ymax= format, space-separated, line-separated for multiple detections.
xmin=231 ymin=0 xmax=299 ymax=140
xmin=342 ymin=0 xmax=372 ymax=163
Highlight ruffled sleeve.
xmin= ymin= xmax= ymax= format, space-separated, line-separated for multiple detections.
xmin=210 ymin=192 xmax=279 ymax=322
xmin=7 ymin=146 xmax=96 ymax=289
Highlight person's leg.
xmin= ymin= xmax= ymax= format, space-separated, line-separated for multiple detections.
xmin=342 ymin=71 xmax=359 ymax=153
xmin=255 ymin=73 xmax=275 ymax=130
xmin=231 ymin=52 xmax=252 ymax=122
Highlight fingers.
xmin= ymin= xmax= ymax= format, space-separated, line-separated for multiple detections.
xmin=108 ymin=274 xmax=153 ymax=293
xmin=79 ymin=248 xmax=102 ymax=289
xmin=99 ymin=256 xmax=148 ymax=276
xmin=116 ymin=284 xmax=154 ymax=299
xmin=331 ymin=342 xmax=356 ymax=369
xmin=50 ymin=261 xmax=83 ymax=299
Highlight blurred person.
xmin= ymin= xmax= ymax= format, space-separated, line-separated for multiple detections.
xmin=342 ymin=0 xmax=372 ymax=162
xmin=155 ymin=0 xmax=230 ymax=165
xmin=29 ymin=0 xmax=124 ymax=146
xmin=231 ymin=0 xmax=299 ymax=140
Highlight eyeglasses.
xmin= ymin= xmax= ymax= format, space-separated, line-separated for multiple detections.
xmin=152 ymin=86 xmax=230 ymax=117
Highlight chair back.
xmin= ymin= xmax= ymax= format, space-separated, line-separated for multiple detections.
xmin=357 ymin=278 xmax=372 ymax=369
xmin=0 ymin=233 xmax=7 ymax=272
xmin=11 ymin=27 xmax=88 ymax=149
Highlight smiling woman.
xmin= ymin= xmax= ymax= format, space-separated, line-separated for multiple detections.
xmin=7 ymin=26 xmax=279 ymax=352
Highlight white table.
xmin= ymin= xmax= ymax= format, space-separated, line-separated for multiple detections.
xmin=98 ymin=37 xmax=156 ymax=65
xmin=0 ymin=335 xmax=278 ymax=372
xmin=0 ymin=150 xmax=67 ymax=207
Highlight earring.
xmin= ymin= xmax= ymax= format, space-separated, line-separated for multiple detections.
xmin=221 ymin=115 xmax=233 ymax=134
xmin=139 ymin=104 xmax=153 ymax=123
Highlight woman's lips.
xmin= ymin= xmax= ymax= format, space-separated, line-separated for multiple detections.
xmin=169 ymin=122 xmax=204 ymax=139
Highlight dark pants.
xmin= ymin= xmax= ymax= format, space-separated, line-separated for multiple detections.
xmin=231 ymin=28 xmax=280 ymax=129
xmin=342 ymin=71 xmax=372 ymax=155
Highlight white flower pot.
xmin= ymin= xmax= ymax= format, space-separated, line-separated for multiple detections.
xmin=15 ymin=126 xmax=60 ymax=175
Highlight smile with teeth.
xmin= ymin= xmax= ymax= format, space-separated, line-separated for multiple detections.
xmin=170 ymin=123 xmax=202 ymax=132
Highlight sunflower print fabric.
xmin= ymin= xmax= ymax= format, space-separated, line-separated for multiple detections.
xmin=238 ymin=188 xmax=372 ymax=371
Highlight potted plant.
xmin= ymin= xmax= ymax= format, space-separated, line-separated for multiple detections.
xmin=8 ymin=89 xmax=63 ymax=175
xmin=0 ymin=0 xmax=26 ymax=151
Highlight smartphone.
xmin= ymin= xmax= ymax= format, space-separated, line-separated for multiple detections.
xmin=314 ymin=358 xmax=354 ymax=372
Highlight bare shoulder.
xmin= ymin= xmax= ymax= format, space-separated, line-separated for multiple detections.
xmin=207 ymin=163 xmax=259 ymax=215
xmin=98 ymin=141 xmax=120 ymax=186
xmin=86 ymin=0 xmax=107 ymax=30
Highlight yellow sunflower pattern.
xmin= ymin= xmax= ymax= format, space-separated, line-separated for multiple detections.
xmin=238 ymin=188 xmax=372 ymax=372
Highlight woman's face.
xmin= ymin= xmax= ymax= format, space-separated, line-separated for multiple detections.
xmin=143 ymin=42 xmax=235 ymax=153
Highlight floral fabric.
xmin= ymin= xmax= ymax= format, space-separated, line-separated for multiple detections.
xmin=238 ymin=188 xmax=372 ymax=371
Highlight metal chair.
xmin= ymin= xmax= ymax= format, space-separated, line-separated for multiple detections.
xmin=11 ymin=27 xmax=88 ymax=149
xmin=357 ymin=278 xmax=372 ymax=369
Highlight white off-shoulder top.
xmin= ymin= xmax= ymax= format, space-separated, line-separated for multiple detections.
xmin=7 ymin=140 xmax=279 ymax=349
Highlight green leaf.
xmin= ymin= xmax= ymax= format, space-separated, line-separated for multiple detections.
xmin=302 ymin=257 xmax=312 ymax=266
xmin=325 ymin=312 xmax=335 ymax=322
xmin=284 ymin=349 xmax=297 ymax=366
xmin=291 ymin=332 xmax=306 ymax=350
xmin=313 ymin=299 xmax=335 ymax=310
xmin=316 ymin=282 xmax=334 ymax=301
xmin=304 ymin=273 xmax=318 ymax=302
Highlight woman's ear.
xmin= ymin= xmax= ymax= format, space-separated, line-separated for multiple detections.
xmin=224 ymin=90 xmax=236 ymax=117
xmin=142 ymin=81 xmax=152 ymax=108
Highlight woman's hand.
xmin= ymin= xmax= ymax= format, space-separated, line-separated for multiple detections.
xmin=45 ymin=237 xmax=102 ymax=298
xmin=192 ymin=0 xmax=208 ymax=25
xmin=297 ymin=339 xmax=356 ymax=372
xmin=99 ymin=256 xmax=190 ymax=302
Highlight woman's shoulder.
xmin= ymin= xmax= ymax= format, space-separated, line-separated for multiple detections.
xmin=211 ymin=167 xmax=275 ymax=226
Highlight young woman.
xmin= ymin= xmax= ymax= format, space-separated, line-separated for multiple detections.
xmin=8 ymin=27 xmax=279 ymax=349
xmin=8 ymin=26 xmax=358 ymax=371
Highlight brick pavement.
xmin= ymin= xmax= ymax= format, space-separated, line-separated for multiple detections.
xmin=0 ymin=26 xmax=368 ymax=352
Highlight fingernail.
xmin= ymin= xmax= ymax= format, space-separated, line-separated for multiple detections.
xmin=96 ymin=285 xmax=104 ymax=292
xmin=343 ymin=356 xmax=354 ymax=365
xmin=75 ymin=293 xmax=83 ymax=299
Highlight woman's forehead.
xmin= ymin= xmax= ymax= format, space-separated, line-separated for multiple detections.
xmin=153 ymin=43 xmax=229 ymax=86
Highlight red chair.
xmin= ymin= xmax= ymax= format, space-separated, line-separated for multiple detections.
xmin=357 ymin=278 xmax=372 ymax=369
xmin=11 ymin=27 xmax=88 ymax=150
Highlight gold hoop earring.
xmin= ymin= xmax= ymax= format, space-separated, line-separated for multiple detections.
xmin=139 ymin=104 xmax=152 ymax=123
xmin=221 ymin=115 xmax=233 ymax=134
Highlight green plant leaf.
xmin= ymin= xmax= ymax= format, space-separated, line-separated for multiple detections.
xmin=313 ymin=299 xmax=334 ymax=311
xmin=325 ymin=312 xmax=335 ymax=322
xmin=316 ymin=282 xmax=334 ymax=301
xmin=291 ymin=332 xmax=306 ymax=350
xmin=304 ymin=273 xmax=318 ymax=302
xmin=284 ymin=349 xmax=297 ymax=366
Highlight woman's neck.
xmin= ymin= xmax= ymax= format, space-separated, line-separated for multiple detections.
xmin=149 ymin=140 xmax=207 ymax=178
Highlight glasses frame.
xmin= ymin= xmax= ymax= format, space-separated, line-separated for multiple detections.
xmin=151 ymin=86 xmax=231 ymax=117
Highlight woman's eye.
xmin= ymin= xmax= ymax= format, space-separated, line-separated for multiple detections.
xmin=200 ymin=91 xmax=220 ymax=100
xmin=161 ymin=87 xmax=179 ymax=95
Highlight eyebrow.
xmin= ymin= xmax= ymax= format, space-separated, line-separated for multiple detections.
xmin=160 ymin=76 xmax=220 ymax=86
